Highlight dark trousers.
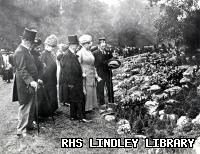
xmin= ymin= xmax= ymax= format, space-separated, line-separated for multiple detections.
xmin=70 ymin=100 xmax=85 ymax=120
xmin=97 ymin=74 xmax=114 ymax=105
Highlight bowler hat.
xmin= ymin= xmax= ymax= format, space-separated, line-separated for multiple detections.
xmin=68 ymin=35 xmax=79 ymax=44
xmin=99 ymin=37 xmax=106 ymax=42
xmin=21 ymin=28 xmax=37 ymax=42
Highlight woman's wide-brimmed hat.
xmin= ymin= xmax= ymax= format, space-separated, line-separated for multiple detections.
xmin=79 ymin=34 xmax=92 ymax=44
xmin=108 ymin=58 xmax=121 ymax=69
xmin=44 ymin=34 xmax=58 ymax=47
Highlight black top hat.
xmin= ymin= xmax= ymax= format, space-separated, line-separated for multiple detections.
xmin=21 ymin=28 xmax=37 ymax=42
xmin=99 ymin=37 xmax=106 ymax=42
xmin=68 ymin=35 xmax=79 ymax=44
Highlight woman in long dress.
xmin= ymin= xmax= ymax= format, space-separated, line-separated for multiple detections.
xmin=77 ymin=34 xmax=100 ymax=112
xmin=40 ymin=34 xmax=58 ymax=116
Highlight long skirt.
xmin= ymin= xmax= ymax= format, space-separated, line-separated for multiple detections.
xmin=38 ymin=85 xmax=58 ymax=117
xmin=85 ymin=85 xmax=98 ymax=111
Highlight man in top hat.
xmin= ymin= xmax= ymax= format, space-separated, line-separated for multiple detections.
xmin=13 ymin=28 xmax=39 ymax=137
xmin=59 ymin=35 xmax=90 ymax=122
xmin=93 ymin=37 xmax=114 ymax=108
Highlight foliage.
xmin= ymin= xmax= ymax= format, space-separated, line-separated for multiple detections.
xmin=0 ymin=0 xmax=160 ymax=50
xmin=114 ymin=49 xmax=200 ymax=139
xmin=149 ymin=0 xmax=200 ymax=55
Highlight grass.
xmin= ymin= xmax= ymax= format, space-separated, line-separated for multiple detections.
xmin=0 ymin=79 xmax=198 ymax=154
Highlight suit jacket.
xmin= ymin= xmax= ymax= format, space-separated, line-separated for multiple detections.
xmin=60 ymin=49 xmax=84 ymax=102
xmin=93 ymin=48 xmax=113 ymax=78
xmin=13 ymin=45 xmax=38 ymax=104
xmin=0 ymin=52 xmax=3 ymax=67
xmin=30 ymin=49 xmax=43 ymax=79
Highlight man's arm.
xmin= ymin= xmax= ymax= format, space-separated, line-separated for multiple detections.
xmin=14 ymin=52 xmax=34 ymax=85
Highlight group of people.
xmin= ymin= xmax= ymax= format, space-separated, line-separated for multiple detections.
xmin=0 ymin=49 xmax=13 ymax=83
xmin=12 ymin=28 xmax=118 ymax=137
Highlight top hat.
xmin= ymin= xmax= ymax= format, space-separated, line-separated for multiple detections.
xmin=68 ymin=35 xmax=79 ymax=44
xmin=99 ymin=37 xmax=106 ymax=42
xmin=21 ymin=28 xmax=37 ymax=42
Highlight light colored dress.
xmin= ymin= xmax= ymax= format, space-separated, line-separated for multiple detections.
xmin=77 ymin=47 xmax=98 ymax=111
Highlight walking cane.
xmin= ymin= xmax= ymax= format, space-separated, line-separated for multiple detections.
xmin=34 ymin=85 xmax=40 ymax=135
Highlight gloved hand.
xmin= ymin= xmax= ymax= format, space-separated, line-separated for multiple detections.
xmin=82 ymin=73 xmax=86 ymax=78
xmin=38 ymin=79 xmax=43 ymax=85
xmin=30 ymin=81 xmax=38 ymax=89
xmin=97 ymin=76 xmax=102 ymax=82
xmin=83 ymin=88 xmax=87 ymax=95
xmin=68 ymin=85 xmax=74 ymax=88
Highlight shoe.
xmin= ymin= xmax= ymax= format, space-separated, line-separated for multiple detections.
xmin=79 ymin=119 xmax=92 ymax=123
xmin=65 ymin=103 xmax=70 ymax=107
xmin=62 ymin=103 xmax=67 ymax=106
xmin=70 ymin=118 xmax=76 ymax=121
xmin=16 ymin=132 xmax=33 ymax=138
xmin=100 ymin=104 xmax=107 ymax=109
xmin=54 ymin=110 xmax=62 ymax=115
xmin=22 ymin=132 xmax=33 ymax=138
xmin=106 ymin=107 xmax=113 ymax=112
xmin=16 ymin=133 xmax=23 ymax=139
xmin=27 ymin=125 xmax=38 ymax=131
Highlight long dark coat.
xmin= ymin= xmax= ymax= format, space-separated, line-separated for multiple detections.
xmin=59 ymin=49 xmax=84 ymax=103
xmin=40 ymin=50 xmax=58 ymax=114
xmin=0 ymin=52 xmax=3 ymax=75
xmin=12 ymin=45 xmax=38 ymax=105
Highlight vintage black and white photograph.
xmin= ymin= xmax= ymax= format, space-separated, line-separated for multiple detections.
xmin=0 ymin=0 xmax=200 ymax=153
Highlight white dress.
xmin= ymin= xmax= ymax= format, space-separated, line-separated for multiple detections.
xmin=77 ymin=47 xmax=98 ymax=111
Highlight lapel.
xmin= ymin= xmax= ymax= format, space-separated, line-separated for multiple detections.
xmin=20 ymin=45 xmax=35 ymax=61
xmin=68 ymin=49 xmax=78 ymax=61
xmin=97 ymin=49 xmax=103 ymax=61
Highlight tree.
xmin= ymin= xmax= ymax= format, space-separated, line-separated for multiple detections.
xmin=0 ymin=0 xmax=160 ymax=49
xmin=149 ymin=0 xmax=200 ymax=43
xmin=112 ymin=0 xmax=159 ymax=47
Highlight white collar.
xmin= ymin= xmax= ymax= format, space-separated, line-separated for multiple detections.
xmin=69 ymin=47 xmax=75 ymax=54
xmin=21 ymin=42 xmax=31 ymax=50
